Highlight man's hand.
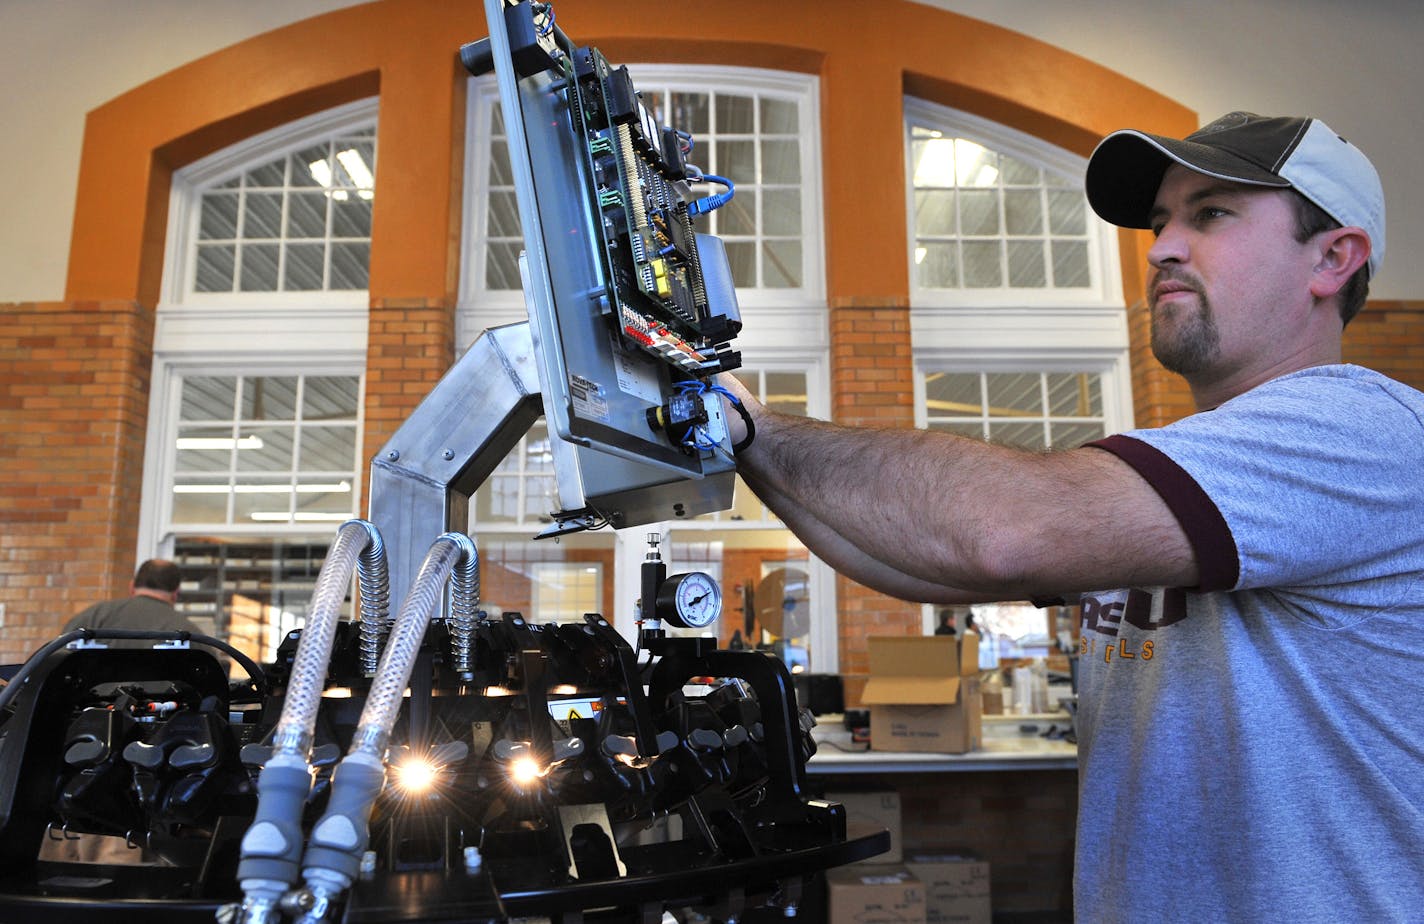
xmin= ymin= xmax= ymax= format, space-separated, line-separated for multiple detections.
xmin=714 ymin=372 xmax=760 ymax=450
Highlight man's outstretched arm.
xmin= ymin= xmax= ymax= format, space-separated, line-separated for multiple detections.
xmin=718 ymin=374 xmax=1198 ymax=598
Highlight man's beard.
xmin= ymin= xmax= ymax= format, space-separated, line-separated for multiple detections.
xmin=1150 ymin=275 xmax=1220 ymax=375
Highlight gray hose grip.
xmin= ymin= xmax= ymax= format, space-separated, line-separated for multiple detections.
xmin=300 ymin=755 xmax=387 ymax=884
xmin=237 ymin=760 xmax=312 ymax=885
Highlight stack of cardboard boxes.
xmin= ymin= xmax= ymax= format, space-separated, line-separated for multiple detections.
xmin=824 ymin=634 xmax=990 ymax=923
xmin=824 ymin=787 xmax=991 ymax=924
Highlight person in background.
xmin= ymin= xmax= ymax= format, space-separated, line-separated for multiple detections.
xmin=932 ymin=608 xmax=957 ymax=636
xmin=719 ymin=112 xmax=1424 ymax=921
xmin=63 ymin=559 xmax=203 ymax=637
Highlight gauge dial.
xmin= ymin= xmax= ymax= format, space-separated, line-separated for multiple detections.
xmin=656 ymin=571 xmax=722 ymax=629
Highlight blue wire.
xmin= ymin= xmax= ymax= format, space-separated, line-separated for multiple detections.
xmin=688 ymin=175 xmax=735 ymax=217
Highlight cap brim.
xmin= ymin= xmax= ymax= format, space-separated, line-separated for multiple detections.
xmin=1086 ymin=130 xmax=1291 ymax=229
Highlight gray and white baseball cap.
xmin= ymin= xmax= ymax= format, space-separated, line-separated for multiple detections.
xmin=1086 ymin=111 xmax=1385 ymax=278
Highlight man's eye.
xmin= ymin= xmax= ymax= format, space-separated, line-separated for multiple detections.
xmin=1196 ymin=206 xmax=1228 ymax=222
xmin=1150 ymin=222 xmax=1165 ymax=238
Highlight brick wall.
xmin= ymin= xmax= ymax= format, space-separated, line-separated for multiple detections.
xmin=362 ymin=297 xmax=457 ymax=465
xmin=829 ymin=305 xmax=922 ymax=675
xmin=0 ymin=300 xmax=154 ymax=662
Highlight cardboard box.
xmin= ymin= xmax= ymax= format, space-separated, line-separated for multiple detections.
xmin=862 ymin=635 xmax=983 ymax=754
xmin=904 ymin=853 xmax=991 ymax=924
xmin=826 ymin=864 xmax=926 ymax=924
xmin=825 ymin=787 xmax=902 ymax=863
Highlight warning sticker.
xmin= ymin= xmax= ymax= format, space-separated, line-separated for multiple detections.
xmin=569 ymin=374 xmax=610 ymax=422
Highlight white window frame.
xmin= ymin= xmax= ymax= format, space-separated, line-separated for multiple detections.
xmin=137 ymin=358 xmax=368 ymax=558
xmin=157 ymin=98 xmax=378 ymax=356
xmin=906 ymin=97 xmax=1123 ymax=312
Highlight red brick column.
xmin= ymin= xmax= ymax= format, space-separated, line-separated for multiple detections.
xmin=828 ymin=304 xmax=921 ymax=677
xmin=0 ymin=300 xmax=154 ymax=660
xmin=360 ymin=297 xmax=457 ymax=471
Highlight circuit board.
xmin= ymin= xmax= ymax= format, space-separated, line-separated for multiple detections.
xmin=568 ymin=47 xmax=740 ymax=376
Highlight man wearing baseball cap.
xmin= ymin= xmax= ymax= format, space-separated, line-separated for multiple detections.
xmin=719 ymin=112 xmax=1424 ymax=921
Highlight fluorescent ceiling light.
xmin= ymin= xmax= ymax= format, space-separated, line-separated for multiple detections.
xmin=176 ymin=435 xmax=264 ymax=450
xmin=335 ymin=148 xmax=375 ymax=201
xmin=174 ymin=481 xmax=351 ymax=494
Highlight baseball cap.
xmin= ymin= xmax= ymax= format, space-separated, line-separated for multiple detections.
xmin=1085 ymin=111 xmax=1385 ymax=278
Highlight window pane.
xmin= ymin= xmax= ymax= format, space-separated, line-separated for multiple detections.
xmin=243 ymin=193 xmax=283 ymax=239
xmin=999 ymin=153 xmax=1040 ymax=185
xmin=185 ymin=117 xmax=375 ymax=300
xmin=719 ymin=191 xmax=757 ymax=237
xmin=1047 ymin=189 xmax=1087 ymax=235
xmin=175 ymin=426 xmax=235 ymax=472
xmin=286 ymin=192 xmax=327 ymax=238
xmin=760 ymin=96 xmax=798 ymax=133
xmin=761 ymin=139 xmax=800 ymax=184
xmin=989 ymin=420 xmax=1046 ymax=450
xmin=330 ymin=242 xmax=370 ymax=289
xmin=765 ymin=372 xmax=808 ymax=416
xmin=669 ymin=92 xmax=709 ymax=134
xmin=916 ymin=242 xmax=958 ymax=288
xmin=725 ymin=240 xmax=756 ymax=287
xmin=236 ymin=426 xmax=294 ymax=472
xmin=986 ymin=372 xmax=1042 ymax=415
xmin=925 ymin=372 xmax=981 ymax=413
xmin=489 ymin=190 xmax=521 ymax=237
xmin=486 ymin=242 xmax=523 ymax=289
xmin=181 ymin=377 xmax=236 ymax=420
xmin=489 ymin=141 xmax=513 ymax=185
xmin=762 ymin=240 xmax=801 ymax=288
xmin=1006 ymin=240 xmax=1046 ymax=288
xmin=297 ymin=426 xmax=356 ymax=471
xmin=172 ymin=477 xmax=231 ymax=524
xmin=915 ymin=190 xmax=956 ymax=236
xmin=961 ymin=241 xmax=1001 ymax=287
xmin=716 ymin=139 xmax=755 ymax=186
xmin=246 ymin=160 xmax=286 ymax=188
xmin=1003 ymin=189 xmax=1043 ymax=235
xmin=762 ymin=188 xmax=801 ymax=236
xmin=959 ymin=189 xmax=1000 ymax=236
xmin=715 ymin=94 xmax=754 ymax=133
xmin=195 ymin=244 xmax=236 ymax=292
xmin=239 ymin=244 xmax=280 ymax=291
xmin=284 ymin=242 xmax=326 ymax=290
xmin=1051 ymin=240 xmax=1090 ymax=288
xmin=303 ymin=376 xmax=361 ymax=419
xmin=241 ymin=377 xmax=298 ymax=420
xmin=1050 ymin=421 xmax=1103 ymax=449
xmin=331 ymin=195 xmax=373 ymax=238
xmin=1046 ymin=372 xmax=1102 ymax=417
xmin=200 ymin=194 xmax=240 ymax=239
xmin=928 ymin=420 xmax=988 ymax=440
xmin=232 ymin=478 xmax=293 ymax=523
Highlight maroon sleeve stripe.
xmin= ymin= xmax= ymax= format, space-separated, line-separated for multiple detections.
xmin=1088 ymin=434 xmax=1240 ymax=592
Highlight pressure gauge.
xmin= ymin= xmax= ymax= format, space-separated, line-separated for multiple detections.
xmin=655 ymin=571 xmax=722 ymax=629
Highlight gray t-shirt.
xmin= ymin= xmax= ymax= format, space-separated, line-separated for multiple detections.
xmin=1076 ymin=364 xmax=1424 ymax=923
xmin=63 ymin=593 xmax=202 ymax=637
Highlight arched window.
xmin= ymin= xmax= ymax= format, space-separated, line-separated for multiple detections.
xmin=140 ymin=100 xmax=377 ymax=662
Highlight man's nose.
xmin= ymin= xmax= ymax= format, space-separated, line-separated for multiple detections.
xmin=1147 ymin=222 xmax=1187 ymax=268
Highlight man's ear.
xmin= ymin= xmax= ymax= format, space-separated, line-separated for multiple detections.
xmin=1309 ymin=227 xmax=1371 ymax=299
